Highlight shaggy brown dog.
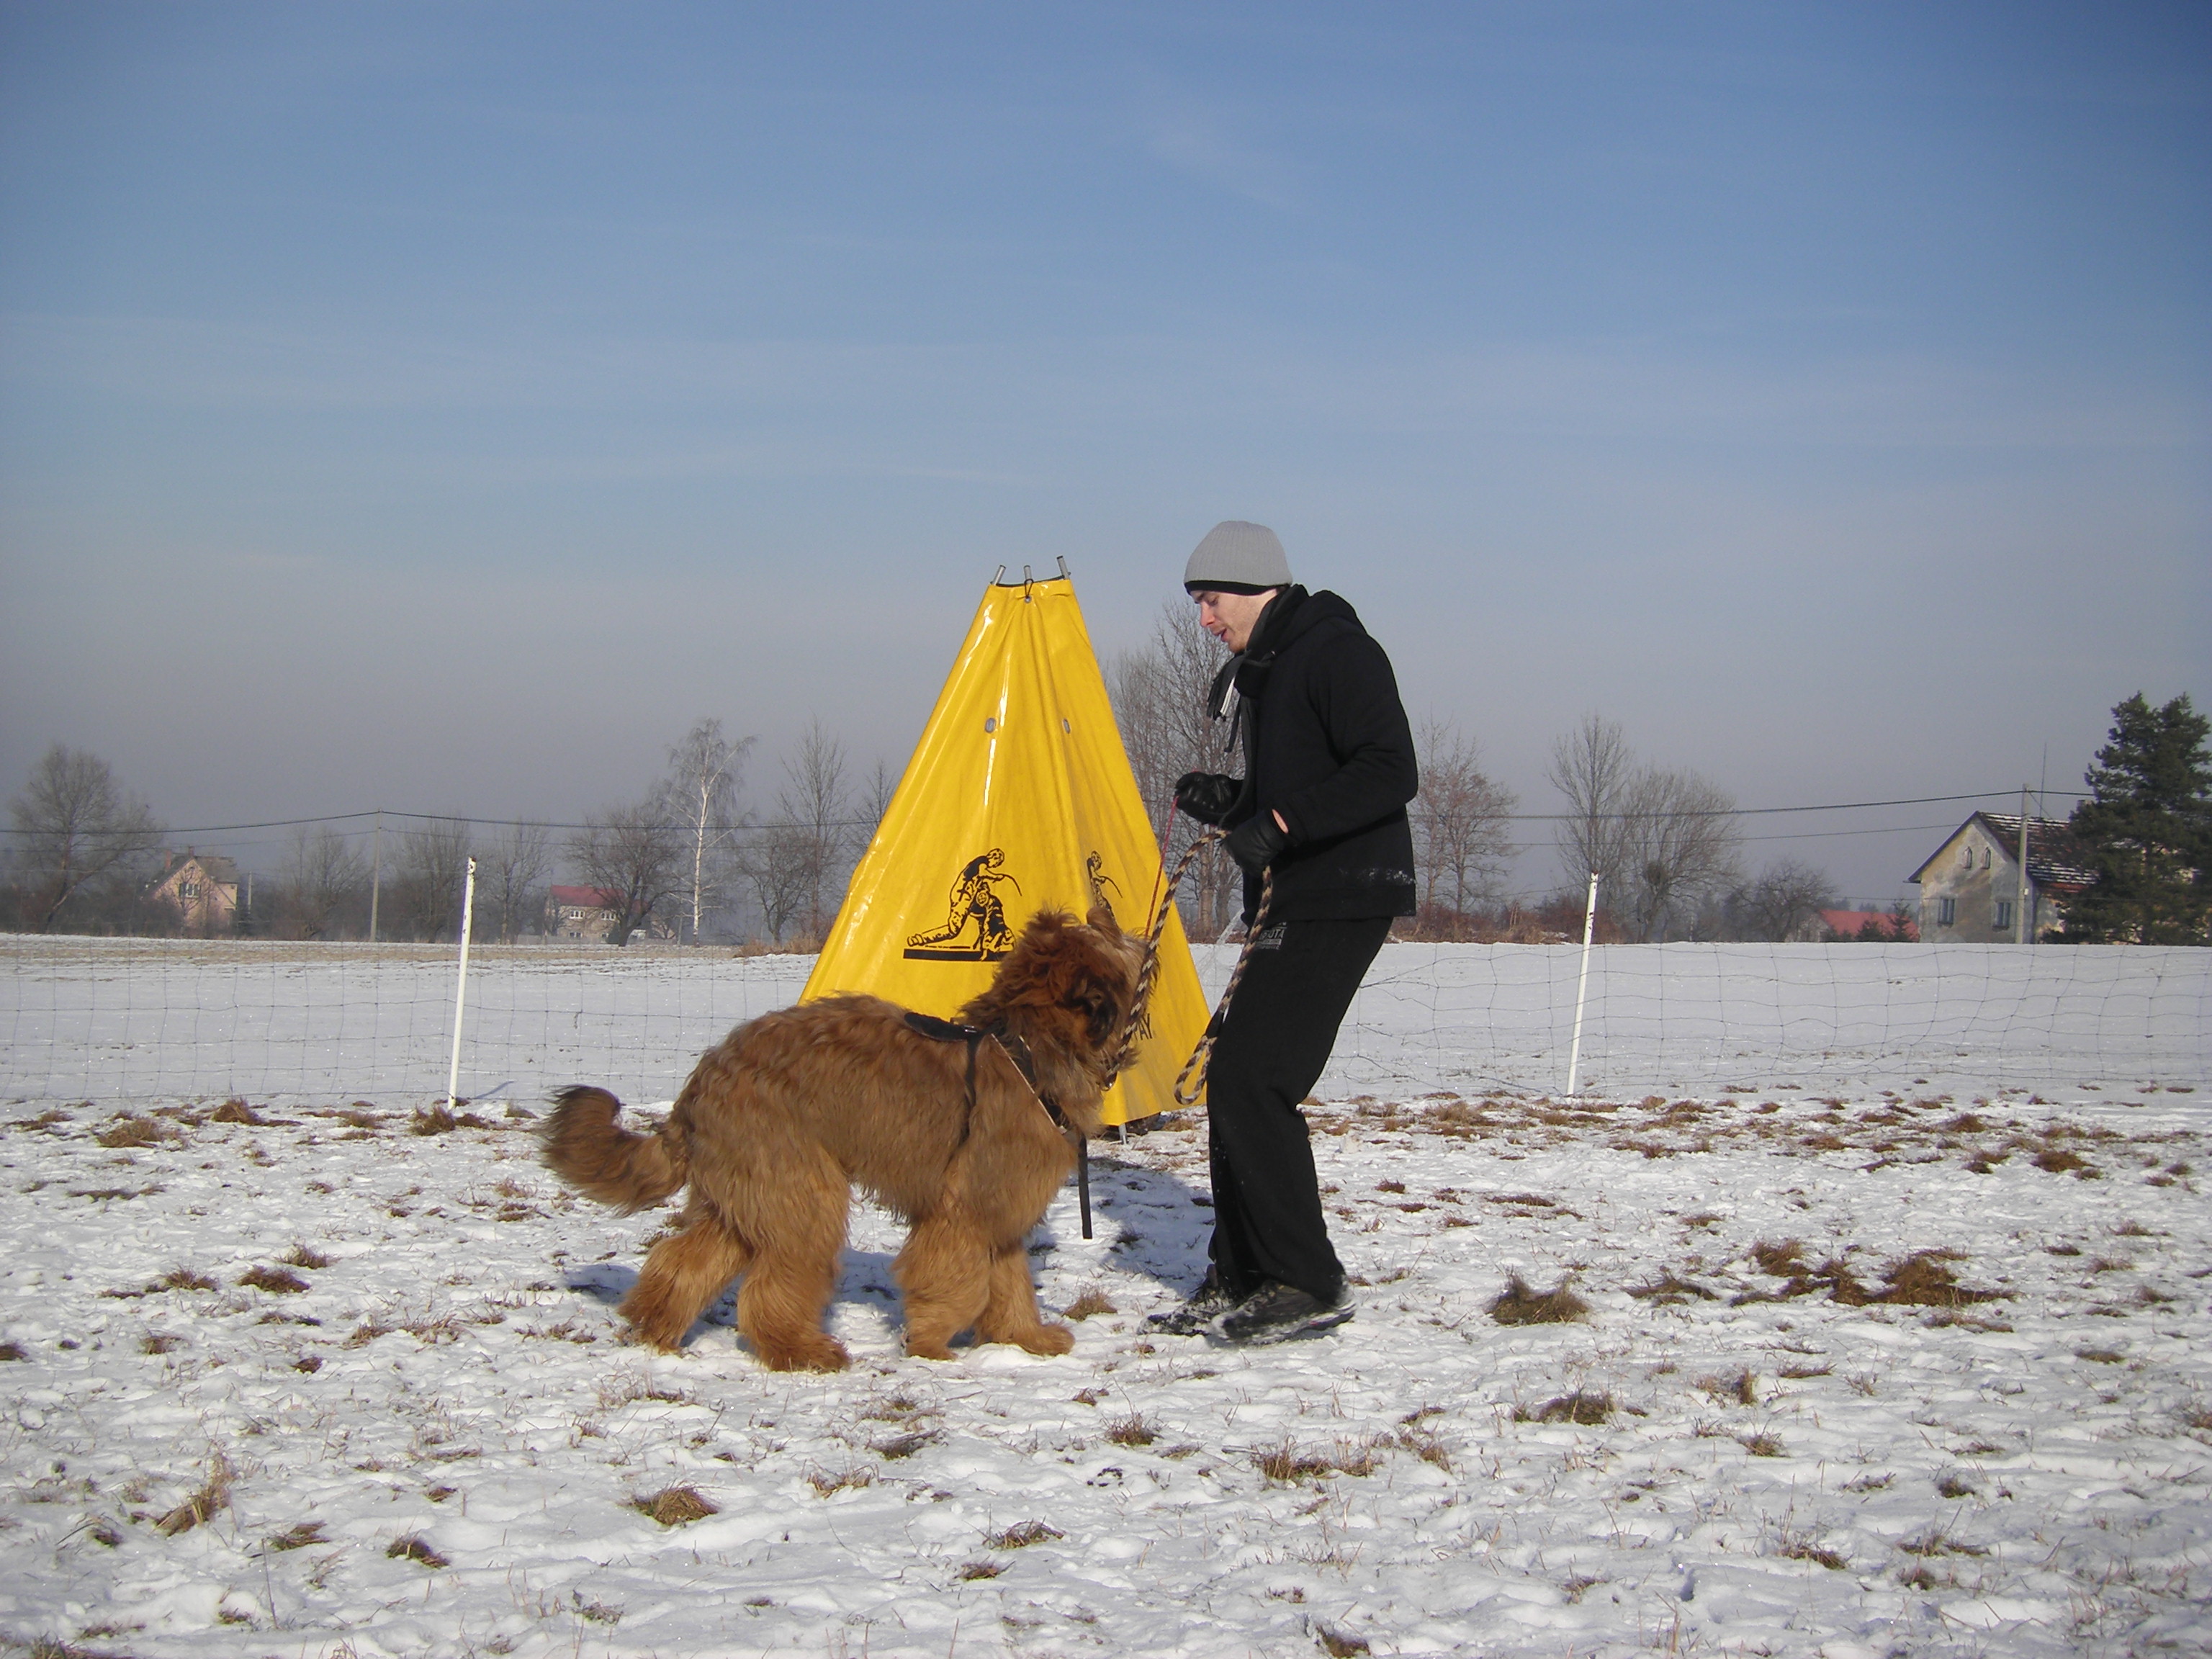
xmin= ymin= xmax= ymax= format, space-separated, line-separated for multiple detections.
xmin=540 ymin=904 xmax=1145 ymax=1372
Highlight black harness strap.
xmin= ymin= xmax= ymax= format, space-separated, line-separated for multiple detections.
xmin=901 ymin=1010 xmax=1091 ymax=1239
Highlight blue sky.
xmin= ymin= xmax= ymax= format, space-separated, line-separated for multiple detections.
xmin=2 ymin=1 xmax=2206 ymax=900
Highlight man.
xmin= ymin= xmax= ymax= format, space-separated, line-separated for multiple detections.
xmin=1153 ymin=520 xmax=1419 ymax=1344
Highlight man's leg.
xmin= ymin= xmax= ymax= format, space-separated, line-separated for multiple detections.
xmin=1205 ymin=916 xmax=1390 ymax=1303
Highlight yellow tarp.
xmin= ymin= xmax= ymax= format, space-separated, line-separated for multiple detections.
xmin=802 ymin=572 xmax=1208 ymax=1125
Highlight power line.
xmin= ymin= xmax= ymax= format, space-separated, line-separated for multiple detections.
xmin=0 ymin=786 xmax=2090 ymax=840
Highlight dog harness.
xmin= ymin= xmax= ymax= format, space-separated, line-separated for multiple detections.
xmin=900 ymin=1010 xmax=1089 ymax=1238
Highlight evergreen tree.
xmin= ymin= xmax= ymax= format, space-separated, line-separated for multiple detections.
xmin=2058 ymin=693 xmax=2211 ymax=944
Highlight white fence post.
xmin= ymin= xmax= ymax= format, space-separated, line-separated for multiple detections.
xmin=446 ymin=856 xmax=477 ymax=1109
xmin=1566 ymin=872 xmax=1599 ymax=1097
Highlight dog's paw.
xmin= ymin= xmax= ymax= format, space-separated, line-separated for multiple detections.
xmin=904 ymin=1338 xmax=958 ymax=1362
xmin=757 ymin=1336 xmax=851 ymax=1372
xmin=1012 ymin=1323 xmax=1074 ymax=1357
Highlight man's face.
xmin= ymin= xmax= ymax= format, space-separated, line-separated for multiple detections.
xmin=1192 ymin=588 xmax=1276 ymax=654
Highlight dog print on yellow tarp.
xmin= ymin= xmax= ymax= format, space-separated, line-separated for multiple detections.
xmin=802 ymin=571 xmax=1208 ymax=1125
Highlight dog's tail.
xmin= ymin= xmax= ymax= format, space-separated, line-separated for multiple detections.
xmin=540 ymin=1085 xmax=688 ymax=1213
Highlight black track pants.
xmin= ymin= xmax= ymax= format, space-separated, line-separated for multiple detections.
xmin=1205 ymin=915 xmax=1390 ymax=1303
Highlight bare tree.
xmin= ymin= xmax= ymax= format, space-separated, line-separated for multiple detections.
xmin=663 ymin=718 xmax=755 ymax=943
xmin=1107 ymin=599 xmax=1241 ymax=936
xmin=389 ymin=817 xmax=474 ymax=941
xmin=738 ymin=822 xmax=817 ymax=945
xmin=480 ymin=822 xmax=552 ymax=943
xmin=277 ymin=825 xmax=370 ymax=940
xmin=1411 ymin=719 xmax=1517 ymax=917
xmin=1547 ymin=714 xmax=1638 ymax=902
xmin=570 ymin=799 xmax=684 ymax=946
xmin=1550 ymin=717 xmax=1742 ymax=940
xmin=6 ymin=745 xmax=163 ymax=932
xmin=1723 ymin=858 xmax=1837 ymax=942
xmin=860 ymin=757 xmax=899 ymax=845
xmin=776 ymin=719 xmax=851 ymax=936
xmin=1615 ymin=767 xmax=1742 ymax=942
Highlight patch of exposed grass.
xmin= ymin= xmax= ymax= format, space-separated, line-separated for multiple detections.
xmin=386 ymin=1534 xmax=449 ymax=1568
xmin=410 ymin=1105 xmax=458 ymax=1136
xmin=1740 ymin=1431 xmax=1786 ymax=1457
xmin=871 ymin=1430 xmax=937 ymax=1460
xmin=631 ymin=1485 xmax=718 ymax=1527
xmin=1106 ymin=1415 xmax=1157 ymax=1447
xmin=806 ymin=1466 xmax=876 ymax=1497
xmin=1256 ymin=1443 xmax=1339 ymax=1483
xmin=279 ymin=1245 xmax=331 ymax=1270
xmin=209 ymin=1099 xmax=267 ymax=1125
xmin=989 ymin=1520 xmax=1065 ymax=1549
xmin=957 ymin=1559 xmax=1007 ymax=1581
xmin=1062 ymin=1287 xmax=1116 ymax=1321
xmin=1488 ymin=1275 xmax=1588 ymax=1326
xmin=95 ymin=1113 xmax=177 ymax=1148
xmin=266 ymin=1521 xmax=327 ymax=1551
xmin=1519 ymin=1390 xmax=1614 ymax=1425
xmin=156 ymin=1457 xmax=233 ymax=1537
xmin=238 ymin=1265 xmax=309 ymax=1295
xmin=1627 ymin=1270 xmax=1716 ymax=1303
xmin=1318 ymin=1628 xmax=1372 ymax=1657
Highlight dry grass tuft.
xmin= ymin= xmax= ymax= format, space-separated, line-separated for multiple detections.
xmin=1106 ymin=1415 xmax=1157 ymax=1447
xmin=1318 ymin=1628 xmax=1372 ymax=1657
xmin=1256 ymin=1442 xmax=1339 ymax=1483
xmin=140 ymin=1334 xmax=184 ymax=1355
xmin=631 ymin=1485 xmax=718 ymax=1527
xmin=871 ymin=1430 xmax=937 ymax=1460
xmin=2032 ymin=1146 xmax=2093 ymax=1174
xmin=806 ymin=1466 xmax=876 ymax=1497
xmin=238 ymin=1265 xmax=309 ymax=1295
xmin=386 ymin=1534 xmax=449 ymax=1568
xmin=96 ymin=1113 xmax=177 ymax=1149
xmin=155 ymin=1267 xmax=217 ymax=1291
xmin=1627 ymin=1269 xmax=1715 ymax=1303
xmin=1740 ymin=1431 xmax=1786 ymax=1457
xmin=156 ymin=1457 xmax=233 ymax=1536
xmin=409 ymin=1105 xmax=458 ymax=1136
xmin=1488 ymin=1275 xmax=1588 ymax=1325
xmin=1520 ymin=1390 xmax=1614 ymax=1425
xmin=957 ymin=1559 xmax=1007 ymax=1581
xmin=266 ymin=1520 xmax=327 ymax=1551
xmin=1935 ymin=1470 xmax=1978 ymax=1498
xmin=989 ymin=1519 xmax=1065 ymax=1549
xmin=209 ymin=1099 xmax=267 ymax=1125
xmin=280 ymin=1244 xmax=331 ymax=1270
xmin=0 ymin=1340 xmax=24 ymax=1362
xmin=1779 ymin=1537 xmax=1850 ymax=1570
xmin=1751 ymin=1239 xmax=1807 ymax=1277
xmin=1062 ymin=1287 xmax=1116 ymax=1321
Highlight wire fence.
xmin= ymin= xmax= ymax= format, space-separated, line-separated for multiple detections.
xmin=4 ymin=933 xmax=2203 ymax=1112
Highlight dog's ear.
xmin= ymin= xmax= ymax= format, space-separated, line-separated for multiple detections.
xmin=1086 ymin=899 xmax=1120 ymax=937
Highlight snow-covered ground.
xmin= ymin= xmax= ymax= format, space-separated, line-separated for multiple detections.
xmin=1 ymin=943 xmax=2207 ymax=1658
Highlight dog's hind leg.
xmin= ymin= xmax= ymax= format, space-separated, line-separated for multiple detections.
xmin=732 ymin=1166 xmax=852 ymax=1374
xmin=621 ymin=1208 xmax=751 ymax=1352
xmin=894 ymin=1208 xmax=992 ymax=1362
xmin=976 ymin=1241 xmax=1074 ymax=1356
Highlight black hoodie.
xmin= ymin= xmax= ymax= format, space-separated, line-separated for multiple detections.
xmin=1214 ymin=586 xmax=1419 ymax=923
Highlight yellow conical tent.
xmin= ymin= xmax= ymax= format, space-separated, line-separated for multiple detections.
xmin=803 ymin=570 xmax=1208 ymax=1125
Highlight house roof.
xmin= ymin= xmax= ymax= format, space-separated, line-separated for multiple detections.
xmin=1820 ymin=909 xmax=1919 ymax=940
xmin=549 ymin=885 xmax=622 ymax=909
xmin=153 ymin=851 xmax=239 ymax=888
xmin=1907 ymin=812 xmax=2097 ymax=891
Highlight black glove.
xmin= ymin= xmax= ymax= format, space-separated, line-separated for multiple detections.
xmin=1224 ymin=813 xmax=1288 ymax=874
xmin=1174 ymin=771 xmax=1241 ymax=827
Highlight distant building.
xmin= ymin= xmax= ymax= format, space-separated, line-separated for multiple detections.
xmin=1815 ymin=908 xmax=1918 ymax=942
xmin=546 ymin=885 xmax=623 ymax=943
xmin=1909 ymin=813 xmax=2094 ymax=943
xmin=147 ymin=849 xmax=240 ymax=935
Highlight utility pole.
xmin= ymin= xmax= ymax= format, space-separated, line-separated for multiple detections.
xmin=2015 ymin=786 xmax=2031 ymax=944
xmin=369 ymin=809 xmax=384 ymax=943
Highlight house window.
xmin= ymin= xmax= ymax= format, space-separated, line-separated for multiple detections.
xmin=1937 ymin=897 xmax=1956 ymax=927
xmin=1982 ymin=848 xmax=1992 ymax=869
xmin=1993 ymin=899 xmax=2013 ymax=932
xmin=1958 ymin=846 xmax=1971 ymax=867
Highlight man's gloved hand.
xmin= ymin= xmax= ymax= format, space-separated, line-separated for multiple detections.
xmin=1174 ymin=771 xmax=1241 ymax=827
xmin=1224 ymin=814 xmax=1288 ymax=874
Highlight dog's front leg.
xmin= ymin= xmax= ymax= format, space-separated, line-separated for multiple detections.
xmin=976 ymin=1241 xmax=1074 ymax=1356
xmin=894 ymin=1208 xmax=990 ymax=1361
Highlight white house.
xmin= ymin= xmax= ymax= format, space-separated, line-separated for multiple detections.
xmin=1909 ymin=813 xmax=2093 ymax=943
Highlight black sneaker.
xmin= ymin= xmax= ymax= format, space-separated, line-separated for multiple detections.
xmin=1216 ymin=1280 xmax=1353 ymax=1346
xmin=1146 ymin=1268 xmax=1238 ymax=1336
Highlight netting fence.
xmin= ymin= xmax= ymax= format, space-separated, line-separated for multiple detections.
xmin=4 ymin=933 xmax=2204 ymax=1112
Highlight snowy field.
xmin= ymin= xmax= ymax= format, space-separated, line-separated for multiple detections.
xmin=1 ymin=943 xmax=2208 ymax=1658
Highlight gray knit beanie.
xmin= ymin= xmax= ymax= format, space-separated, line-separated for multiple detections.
xmin=1184 ymin=521 xmax=1292 ymax=594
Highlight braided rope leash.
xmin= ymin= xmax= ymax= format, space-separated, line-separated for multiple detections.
xmin=1097 ymin=824 xmax=1274 ymax=1110
xmin=1171 ymin=863 xmax=1272 ymax=1107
